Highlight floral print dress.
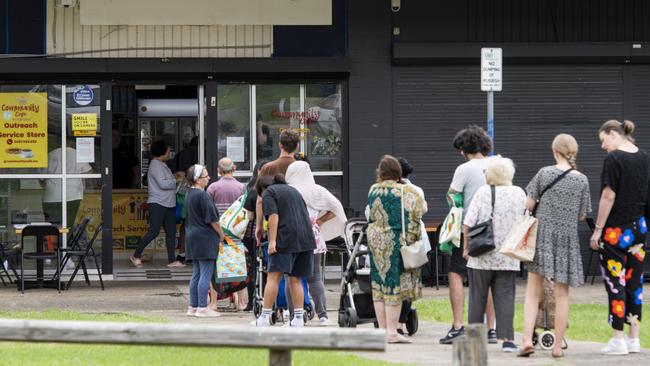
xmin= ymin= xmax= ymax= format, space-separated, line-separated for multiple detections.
xmin=366 ymin=180 xmax=424 ymax=305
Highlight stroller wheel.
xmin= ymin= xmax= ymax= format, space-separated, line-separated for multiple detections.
xmin=539 ymin=330 xmax=555 ymax=350
xmin=270 ymin=311 xmax=277 ymax=325
xmin=338 ymin=311 xmax=347 ymax=328
xmin=532 ymin=331 xmax=538 ymax=346
xmin=562 ymin=338 xmax=568 ymax=350
xmin=253 ymin=301 xmax=261 ymax=319
xmin=345 ymin=308 xmax=358 ymax=328
xmin=405 ymin=308 xmax=419 ymax=336
xmin=306 ymin=307 xmax=315 ymax=321
xmin=373 ymin=321 xmax=379 ymax=328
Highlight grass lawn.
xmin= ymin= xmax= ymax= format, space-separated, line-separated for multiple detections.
xmin=415 ymin=298 xmax=650 ymax=348
xmin=0 ymin=310 xmax=404 ymax=366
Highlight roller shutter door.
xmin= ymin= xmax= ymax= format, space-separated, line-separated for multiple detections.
xmin=395 ymin=64 xmax=650 ymax=276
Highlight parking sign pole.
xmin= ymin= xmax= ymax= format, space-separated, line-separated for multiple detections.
xmin=487 ymin=91 xmax=494 ymax=154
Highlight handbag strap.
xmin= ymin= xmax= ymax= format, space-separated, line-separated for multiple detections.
xmin=532 ymin=168 xmax=573 ymax=216
xmin=401 ymin=184 xmax=406 ymax=243
xmin=490 ymin=185 xmax=495 ymax=219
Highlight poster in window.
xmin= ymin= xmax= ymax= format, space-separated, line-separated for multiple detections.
xmin=0 ymin=93 xmax=48 ymax=168
xmin=226 ymin=136 xmax=245 ymax=162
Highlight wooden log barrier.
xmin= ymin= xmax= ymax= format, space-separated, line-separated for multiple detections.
xmin=0 ymin=319 xmax=386 ymax=366
xmin=452 ymin=323 xmax=488 ymax=366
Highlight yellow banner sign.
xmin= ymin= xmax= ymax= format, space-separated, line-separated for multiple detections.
xmin=76 ymin=191 xmax=179 ymax=251
xmin=71 ymin=113 xmax=97 ymax=135
xmin=0 ymin=92 xmax=48 ymax=168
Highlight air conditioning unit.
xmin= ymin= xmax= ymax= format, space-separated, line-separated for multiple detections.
xmin=59 ymin=0 xmax=76 ymax=7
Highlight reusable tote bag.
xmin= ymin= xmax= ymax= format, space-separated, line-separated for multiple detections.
xmin=439 ymin=198 xmax=462 ymax=251
xmin=219 ymin=191 xmax=249 ymax=239
xmin=499 ymin=213 xmax=538 ymax=262
xmin=215 ymin=236 xmax=248 ymax=283
xmin=400 ymin=185 xmax=429 ymax=270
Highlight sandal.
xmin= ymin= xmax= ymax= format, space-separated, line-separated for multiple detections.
xmin=517 ymin=345 xmax=535 ymax=358
xmin=387 ymin=334 xmax=413 ymax=344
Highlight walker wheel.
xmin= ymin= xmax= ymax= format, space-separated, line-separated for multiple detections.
xmin=532 ymin=331 xmax=539 ymax=346
xmin=539 ymin=330 xmax=555 ymax=350
xmin=270 ymin=311 xmax=277 ymax=325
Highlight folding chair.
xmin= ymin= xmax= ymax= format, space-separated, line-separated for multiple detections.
xmin=0 ymin=240 xmax=20 ymax=286
xmin=58 ymin=223 xmax=104 ymax=290
xmin=20 ymin=225 xmax=62 ymax=293
xmin=56 ymin=218 xmax=91 ymax=273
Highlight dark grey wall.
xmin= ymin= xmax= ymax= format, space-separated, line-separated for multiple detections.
xmin=347 ymin=0 xmax=394 ymax=212
xmin=394 ymin=0 xmax=650 ymax=43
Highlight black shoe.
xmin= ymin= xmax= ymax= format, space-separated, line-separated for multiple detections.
xmin=488 ymin=329 xmax=498 ymax=344
xmin=439 ymin=326 xmax=465 ymax=344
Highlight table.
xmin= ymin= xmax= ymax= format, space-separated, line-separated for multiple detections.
xmin=423 ymin=220 xmax=447 ymax=290
xmin=14 ymin=224 xmax=68 ymax=290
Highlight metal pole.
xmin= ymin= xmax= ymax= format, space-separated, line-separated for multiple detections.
xmin=487 ymin=91 xmax=494 ymax=155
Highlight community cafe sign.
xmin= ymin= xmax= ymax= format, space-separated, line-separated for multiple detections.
xmin=0 ymin=93 xmax=48 ymax=168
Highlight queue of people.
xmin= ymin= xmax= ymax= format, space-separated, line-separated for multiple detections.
xmin=130 ymin=120 xmax=646 ymax=357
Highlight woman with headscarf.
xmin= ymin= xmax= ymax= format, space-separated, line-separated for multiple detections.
xmin=285 ymin=160 xmax=347 ymax=325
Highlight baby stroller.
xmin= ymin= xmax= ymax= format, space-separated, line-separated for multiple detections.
xmin=338 ymin=218 xmax=419 ymax=335
xmin=252 ymin=242 xmax=314 ymax=324
xmin=532 ymin=278 xmax=568 ymax=350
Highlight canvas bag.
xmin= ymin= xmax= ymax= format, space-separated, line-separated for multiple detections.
xmin=219 ymin=191 xmax=249 ymax=239
xmin=439 ymin=196 xmax=462 ymax=248
xmin=215 ymin=236 xmax=248 ymax=283
xmin=400 ymin=185 xmax=429 ymax=270
xmin=500 ymin=168 xmax=573 ymax=262
xmin=499 ymin=213 xmax=538 ymax=262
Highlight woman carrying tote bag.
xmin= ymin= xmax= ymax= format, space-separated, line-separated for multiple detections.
xmin=519 ymin=134 xmax=591 ymax=358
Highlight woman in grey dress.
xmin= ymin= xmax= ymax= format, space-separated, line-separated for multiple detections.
xmin=519 ymin=134 xmax=591 ymax=358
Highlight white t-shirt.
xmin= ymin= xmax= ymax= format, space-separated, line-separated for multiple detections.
xmin=42 ymin=147 xmax=93 ymax=202
xmin=450 ymin=158 xmax=490 ymax=209
xmin=463 ymin=185 xmax=526 ymax=271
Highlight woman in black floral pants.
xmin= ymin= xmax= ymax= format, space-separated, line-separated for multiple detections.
xmin=591 ymin=120 xmax=649 ymax=355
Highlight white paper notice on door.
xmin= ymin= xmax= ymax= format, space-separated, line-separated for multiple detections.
xmin=76 ymin=137 xmax=95 ymax=163
xmin=227 ymin=137 xmax=245 ymax=162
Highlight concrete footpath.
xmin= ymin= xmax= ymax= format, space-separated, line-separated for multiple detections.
xmin=0 ymin=280 xmax=646 ymax=365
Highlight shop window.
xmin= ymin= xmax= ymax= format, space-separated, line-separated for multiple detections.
xmin=305 ymin=83 xmax=343 ymax=171
xmin=217 ymin=85 xmax=251 ymax=171
xmin=0 ymin=85 xmax=63 ymax=175
xmin=255 ymin=84 xmax=301 ymax=163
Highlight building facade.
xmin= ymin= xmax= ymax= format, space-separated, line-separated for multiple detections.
xmin=2 ymin=0 xmax=650 ymax=279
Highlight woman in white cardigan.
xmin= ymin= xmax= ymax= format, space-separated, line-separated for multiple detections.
xmin=286 ymin=161 xmax=347 ymax=325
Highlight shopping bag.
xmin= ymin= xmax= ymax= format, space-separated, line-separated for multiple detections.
xmin=499 ymin=214 xmax=538 ymax=262
xmin=439 ymin=206 xmax=463 ymax=250
xmin=215 ymin=236 xmax=248 ymax=283
xmin=219 ymin=191 xmax=249 ymax=239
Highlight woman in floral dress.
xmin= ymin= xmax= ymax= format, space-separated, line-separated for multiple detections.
xmin=367 ymin=155 xmax=425 ymax=343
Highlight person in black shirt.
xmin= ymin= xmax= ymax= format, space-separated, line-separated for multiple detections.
xmin=251 ymin=174 xmax=316 ymax=327
xmin=591 ymin=120 xmax=649 ymax=355
xmin=112 ymin=127 xmax=139 ymax=188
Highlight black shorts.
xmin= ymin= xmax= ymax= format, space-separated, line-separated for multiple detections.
xmin=268 ymin=250 xmax=313 ymax=277
xmin=449 ymin=244 xmax=467 ymax=276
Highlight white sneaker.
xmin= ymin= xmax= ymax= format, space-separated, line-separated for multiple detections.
xmin=186 ymin=307 xmax=197 ymax=316
xmin=252 ymin=317 xmax=270 ymax=327
xmin=319 ymin=317 xmax=332 ymax=326
xmin=601 ymin=338 xmax=628 ymax=355
xmin=626 ymin=337 xmax=640 ymax=353
xmin=194 ymin=307 xmax=221 ymax=318
xmin=290 ymin=318 xmax=304 ymax=328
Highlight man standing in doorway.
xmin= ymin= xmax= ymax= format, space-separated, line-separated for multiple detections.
xmin=440 ymin=125 xmax=498 ymax=345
